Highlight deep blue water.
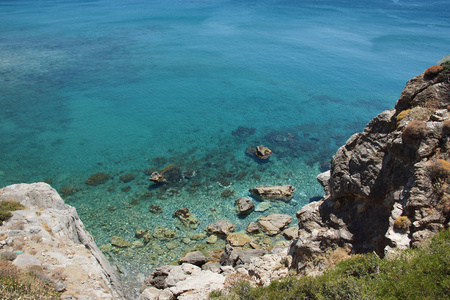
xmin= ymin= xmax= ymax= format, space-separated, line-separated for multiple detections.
xmin=1 ymin=0 xmax=449 ymax=296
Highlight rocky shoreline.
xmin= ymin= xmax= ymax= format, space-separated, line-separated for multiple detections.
xmin=1 ymin=64 xmax=449 ymax=299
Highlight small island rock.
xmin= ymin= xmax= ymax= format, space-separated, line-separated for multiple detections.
xmin=249 ymin=185 xmax=295 ymax=202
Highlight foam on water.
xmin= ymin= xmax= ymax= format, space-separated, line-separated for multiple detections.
xmin=1 ymin=0 xmax=449 ymax=297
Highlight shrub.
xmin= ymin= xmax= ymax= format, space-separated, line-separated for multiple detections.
xmin=424 ymin=65 xmax=444 ymax=80
xmin=402 ymin=120 xmax=429 ymax=143
xmin=0 ymin=201 xmax=25 ymax=224
xmin=394 ymin=216 xmax=412 ymax=231
xmin=396 ymin=109 xmax=410 ymax=126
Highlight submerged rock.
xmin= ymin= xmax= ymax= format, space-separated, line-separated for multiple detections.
xmin=153 ymin=227 xmax=177 ymax=241
xmin=160 ymin=164 xmax=183 ymax=183
xmin=173 ymin=208 xmax=200 ymax=230
xmin=85 ymin=172 xmax=111 ymax=186
xmin=249 ymin=185 xmax=295 ymax=202
xmin=119 ymin=173 xmax=136 ymax=183
xmin=111 ymin=236 xmax=131 ymax=248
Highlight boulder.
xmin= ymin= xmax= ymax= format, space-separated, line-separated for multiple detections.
xmin=255 ymin=145 xmax=273 ymax=160
xmin=226 ymin=233 xmax=251 ymax=247
xmin=257 ymin=214 xmax=292 ymax=235
xmin=246 ymin=222 xmax=260 ymax=234
xmin=249 ymin=185 xmax=295 ymax=202
xmin=178 ymin=251 xmax=207 ymax=266
xmin=235 ymin=197 xmax=255 ymax=215
xmin=149 ymin=171 xmax=165 ymax=183
xmin=206 ymin=220 xmax=236 ymax=236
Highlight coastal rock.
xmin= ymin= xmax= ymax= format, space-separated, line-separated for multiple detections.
xmin=247 ymin=247 xmax=290 ymax=286
xmin=226 ymin=232 xmax=252 ymax=247
xmin=178 ymin=251 xmax=207 ymax=266
xmin=220 ymin=244 xmax=266 ymax=267
xmin=139 ymin=287 xmax=174 ymax=300
xmin=255 ymin=145 xmax=273 ymax=160
xmin=206 ymin=220 xmax=236 ymax=236
xmin=246 ymin=222 xmax=260 ymax=234
xmin=282 ymin=227 xmax=299 ymax=240
xmin=0 ymin=183 xmax=124 ymax=299
xmin=249 ymin=185 xmax=295 ymax=202
xmin=235 ymin=197 xmax=255 ymax=215
xmin=257 ymin=214 xmax=292 ymax=235
xmin=149 ymin=171 xmax=165 ymax=183
xmin=141 ymin=263 xmax=225 ymax=300
xmin=289 ymin=65 xmax=450 ymax=275
xmin=173 ymin=208 xmax=200 ymax=231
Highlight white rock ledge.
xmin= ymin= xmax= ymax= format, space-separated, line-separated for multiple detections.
xmin=0 ymin=182 xmax=124 ymax=299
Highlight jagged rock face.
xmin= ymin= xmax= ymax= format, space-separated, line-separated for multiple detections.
xmin=290 ymin=65 xmax=450 ymax=274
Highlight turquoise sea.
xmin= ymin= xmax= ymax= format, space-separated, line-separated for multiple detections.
xmin=1 ymin=0 xmax=449 ymax=296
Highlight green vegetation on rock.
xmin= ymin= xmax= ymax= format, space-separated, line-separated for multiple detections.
xmin=210 ymin=230 xmax=450 ymax=300
xmin=0 ymin=201 xmax=25 ymax=224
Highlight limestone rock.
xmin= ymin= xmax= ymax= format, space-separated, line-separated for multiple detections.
xmin=226 ymin=232 xmax=251 ymax=247
xmin=257 ymin=214 xmax=292 ymax=235
xmin=178 ymin=251 xmax=207 ymax=266
xmin=141 ymin=263 xmax=225 ymax=300
xmin=206 ymin=220 xmax=236 ymax=236
xmin=235 ymin=197 xmax=255 ymax=215
xmin=249 ymin=185 xmax=295 ymax=202
xmin=0 ymin=183 xmax=124 ymax=299
xmin=247 ymin=248 xmax=289 ymax=286
xmin=288 ymin=66 xmax=450 ymax=275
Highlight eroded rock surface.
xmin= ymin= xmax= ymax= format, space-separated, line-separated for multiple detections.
xmin=249 ymin=185 xmax=295 ymax=202
xmin=0 ymin=183 xmax=124 ymax=299
xmin=289 ymin=65 xmax=450 ymax=275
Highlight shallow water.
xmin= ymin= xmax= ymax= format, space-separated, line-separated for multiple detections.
xmin=1 ymin=0 xmax=449 ymax=297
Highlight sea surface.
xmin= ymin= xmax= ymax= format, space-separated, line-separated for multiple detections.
xmin=1 ymin=0 xmax=449 ymax=297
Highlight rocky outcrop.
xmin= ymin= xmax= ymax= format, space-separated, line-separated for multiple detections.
xmin=257 ymin=214 xmax=292 ymax=235
xmin=289 ymin=64 xmax=450 ymax=275
xmin=235 ymin=197 xmax=255 ymax=214
xmin=0 ymin=183 xmax=124 ymax=299
xmin=249 ymin=185 xmax=295 ymax=202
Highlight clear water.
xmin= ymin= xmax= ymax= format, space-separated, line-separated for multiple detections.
xmin=1 ymin=0 xmax=449 ymax=296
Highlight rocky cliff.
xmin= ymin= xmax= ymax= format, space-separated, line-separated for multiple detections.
xmin=0 ymin=183 xmax=124 ymax=299
xmin=289 ymin=63 xmax=450 ymax=274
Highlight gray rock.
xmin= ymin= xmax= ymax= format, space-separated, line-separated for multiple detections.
xmin=206 ymin=220 xmax=236 ymax=236
xmin=249 ymin=185 xmax=295 ymax=202
xmin=202 ymin=262 xmax=221 ymax=273
xmin=235 ymin=197 xmax=255 ymax=214
xmin=246 ymin=222 xmax=260 ymax=234
xmin=282 ymin=227 xmax=299 ymax=240
xmin=257 ymin=214 xmax=292 ymax=235
xmin=220 ymin=244 xmax=266 ymax=267
xmin=13 ymin=254 xmax=42 ymax=267
xmin=178 ymin=251 xmax=207 ymax=266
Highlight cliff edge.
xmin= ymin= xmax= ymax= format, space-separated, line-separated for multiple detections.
xmin=289 ymin=63 xmax=450 ymax=274
xmin=0 ymin=182 xmax=124 ymax=299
